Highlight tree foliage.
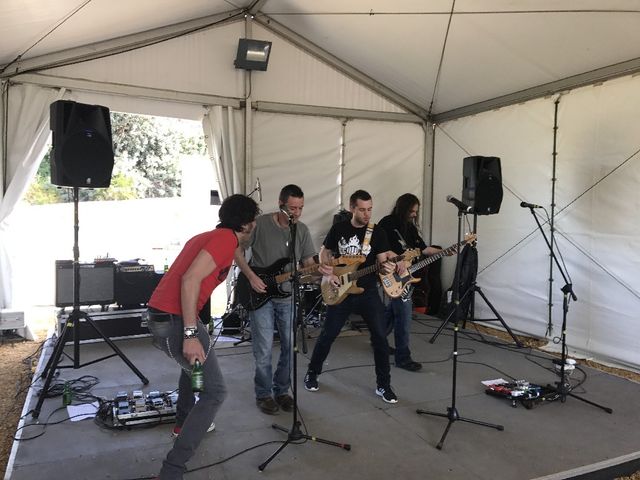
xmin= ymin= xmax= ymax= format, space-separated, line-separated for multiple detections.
xmin=24 ymin=112 xmax=207 ymax=205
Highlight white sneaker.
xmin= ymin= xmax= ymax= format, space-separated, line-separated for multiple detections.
xmin=171 ymin=421 xmax=215 ymax=438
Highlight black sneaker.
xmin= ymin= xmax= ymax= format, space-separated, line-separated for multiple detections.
xmin=375 ymin=386 xmax=398 ymax=404
xmin=304 ymin=371 xmax=319 ymax=391
xmin=397 ymin=360 xmax=422 ymax=372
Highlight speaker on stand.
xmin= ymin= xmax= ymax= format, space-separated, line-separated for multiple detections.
xmin=34 ymin=101 xmax=148 ymax=420
xmin=462 ymin=156 xmax=503 ymax=215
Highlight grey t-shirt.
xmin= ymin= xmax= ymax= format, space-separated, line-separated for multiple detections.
xmin=249 ymin=213 xmax=316 ymax=270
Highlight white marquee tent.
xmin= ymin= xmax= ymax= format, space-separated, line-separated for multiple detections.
xmin=1 ymin=0 xmax=639 ymax=370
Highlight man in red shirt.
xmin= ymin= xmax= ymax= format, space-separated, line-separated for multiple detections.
xmin=147 ymin=194 xmax=259 ymax=480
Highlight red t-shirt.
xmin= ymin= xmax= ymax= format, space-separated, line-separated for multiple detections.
xmin=148 ymin=228 xmax=238 ymax=315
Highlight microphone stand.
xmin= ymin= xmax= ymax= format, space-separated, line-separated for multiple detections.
xmin=416 ymin=205 xmax=504 ymax=449
xmin=259 ymin=212 xmax=350 ymax=471
xmin=526 ymin=207 xmax=612 ymax=413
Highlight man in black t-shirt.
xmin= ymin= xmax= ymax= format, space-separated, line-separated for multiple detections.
xmin=378 ymin=193 xmax=442 ymax=372
xmin=304 ymin=190 xmax=401 ymax=404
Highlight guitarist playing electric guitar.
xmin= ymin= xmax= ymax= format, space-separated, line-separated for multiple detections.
xmin=305 ymin=189 xmax=404 ymax=405
xmin=377 ymin=193 xmax=448 ymax=372
xmin=234 ymin=184 xmax=317 ymax=415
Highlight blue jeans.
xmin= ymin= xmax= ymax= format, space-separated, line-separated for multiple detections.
xmin=147 ymin=309 xmax=227 ymax=480
xmin=385 ymin=297 xmax=414 ymax=366
xmin=250 ymin=299 xmax=292 ymax=399
xmin=308 ymin=288 xmax=391 ymax=388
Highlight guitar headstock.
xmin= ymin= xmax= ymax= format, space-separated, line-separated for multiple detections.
xmin=464 ymin=233 xmax=477 ymax=245
xmin=402 ymin=248 xmax=422 ymax=261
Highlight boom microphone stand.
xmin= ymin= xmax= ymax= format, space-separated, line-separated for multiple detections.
xmin=525 ymin=205 xmax=612 ymax=413
xmin=33 ymin=187 xmax=148 ymax=419
xmin=259 ymin=209 xmax=350 ymax=471
xmin=417 ymin=204 xmax=504 ymax=449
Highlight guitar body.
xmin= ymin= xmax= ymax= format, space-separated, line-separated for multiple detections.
xmin=321 ymin=263 xmax=365 ymax=306
xmin=237 ymin=255 xmax=365 ymax=311
xmin=380 ymin=272 xmax=421 ymax=299
xmin=235 ymin=258 xmax=291 ymax=311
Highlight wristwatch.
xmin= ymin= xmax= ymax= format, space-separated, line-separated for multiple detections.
xmin=183 ymin=326 xmax=198 ymax=339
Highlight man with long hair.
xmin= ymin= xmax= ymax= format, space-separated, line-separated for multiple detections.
xmin=378 ymin=193 xmax=441 ymax=371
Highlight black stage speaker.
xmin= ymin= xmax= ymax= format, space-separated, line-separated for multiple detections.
xmin=50 ymin=100 xmax=114 ymax=188
xmin=114 ymin=266 xmax=161 ymax=308
xmin=55 ymin=261 xmax=115 ymax=307
xmin=462 ymin=156 xmax=503 ymax=215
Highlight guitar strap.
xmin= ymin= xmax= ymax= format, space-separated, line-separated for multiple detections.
xmin=362 ymin=222 xmax=375 ymax=255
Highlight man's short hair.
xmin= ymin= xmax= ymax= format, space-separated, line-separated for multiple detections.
xmin=218 ymin=194 xmax=260 ymax=232
xmin=349 ymin=189 xmax=372 ymax=208
xmin=278 ymin=184 xmax=304 ymax=205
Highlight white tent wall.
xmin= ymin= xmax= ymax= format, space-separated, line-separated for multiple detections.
xmin=251 ymin=113 xmax=426 ymax=251
xmin=432 ymin=75 xmax=640 ymax=370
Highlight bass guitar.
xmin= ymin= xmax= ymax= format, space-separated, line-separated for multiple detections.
xmin=236 ymin=255 xmax=365 ymax=311
xmin=379 ymin=234 xmax=476 ymax=299
xmin=321 ymin=248 xmax=422 ymax=306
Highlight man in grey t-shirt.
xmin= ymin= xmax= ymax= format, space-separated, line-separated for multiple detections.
xmin=234 ymin=184 xmax=316 ymax=414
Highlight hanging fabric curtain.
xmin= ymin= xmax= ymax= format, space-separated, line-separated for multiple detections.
xmin=0 ymin=83 xmax=65 ymax=309
xmin=202 ymin=105 xmax=241 ymax=199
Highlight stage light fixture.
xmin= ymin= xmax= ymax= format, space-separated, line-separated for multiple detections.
xmin=234 ymin=38 xmax=272 ymax=71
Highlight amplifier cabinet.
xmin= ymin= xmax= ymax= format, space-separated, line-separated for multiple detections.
xmin=55 ymin=261 xmax=115 ymax=307
xmin=57 ymin=308 xmax=149 ymax=344
xmin=115 ymin=268 xmax=162 ymax=308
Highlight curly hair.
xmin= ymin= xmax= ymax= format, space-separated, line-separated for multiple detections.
xmin=217 ymin=194 xmax=260 ymax=232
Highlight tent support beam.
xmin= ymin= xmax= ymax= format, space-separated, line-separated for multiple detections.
xmin=253 ymin=15 xmax=428 ymax=120
xmin=0 ymin=10 xmax=244 ymax=79
xmin=433 ymin=56 xmax=640 ymax=124
xmin=9 ymin=73 xmax=241 ymax=108
xmin=253 ymin=101 xmax=422 ymax=123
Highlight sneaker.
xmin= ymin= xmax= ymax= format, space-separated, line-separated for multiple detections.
xmin=172 ymin=421 xmax=215 ymax=438
xmin=375 ymin=386 xmax=398 ymax=404
xmin=275 ymin=394 xmax=294 ymax=412
xmin=256 ymin=396 xmax=279 ymax=415
xmin=397 ymin=360 xmax=422 ymax=372
xmin=304 ymin=371 xmax=319 ymax=392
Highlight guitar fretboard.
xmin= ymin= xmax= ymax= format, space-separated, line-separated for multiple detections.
xmin=408 ymin=240 xmax=467 ymax=274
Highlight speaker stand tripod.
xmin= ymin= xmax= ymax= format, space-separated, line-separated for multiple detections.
xmin=33 ymin=187 xmax=148 ymax=419
xmin=430 ymin=213 xmax=522 ymax=348
xmin=259 ymin=212 xmax=350 ymax=471
xmin=417 ymin=207 xmax=504 ymax=449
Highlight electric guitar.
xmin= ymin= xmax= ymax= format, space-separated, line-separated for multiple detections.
xmin=379 ymin=234 xmax=476 ymax=299
xmin=236 ymin=255 xmax=365 ymax=311
xmin=321 ymin=248 xmax=422 ymax=306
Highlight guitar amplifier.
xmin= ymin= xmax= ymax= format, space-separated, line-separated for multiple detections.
xmin=114 ymin=266 xmax=162 ymax=308
xmin=55 ymin=261 xmax=115 ymax=307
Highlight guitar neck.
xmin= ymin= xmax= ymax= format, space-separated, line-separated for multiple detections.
xmin=408 ymin=242 xmax=462 ymax=274
xmin=274 ymin=263 xmax=319 ymax=284
xmin=348 ymin=253 xmax=405 ymax=281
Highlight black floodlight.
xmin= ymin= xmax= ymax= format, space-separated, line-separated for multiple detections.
xmin=234 ymin=38 xmax=272 ymax=71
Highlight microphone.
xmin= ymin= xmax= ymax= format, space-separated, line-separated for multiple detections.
xmin=256 ymin=177 xmax=262 ymax=202
xmin=520 ymin=201 xmax=543 ymax=209
xmin=279 ymin=205 xmax=293 ymax=220
xmin=446 ymin=195 xmax=472 ymax=212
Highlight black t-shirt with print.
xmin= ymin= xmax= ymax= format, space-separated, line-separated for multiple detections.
xmin=323 ymin=220 xmax=390 ymax=290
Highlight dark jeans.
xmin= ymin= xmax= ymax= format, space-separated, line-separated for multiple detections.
xmin=385 ymin=297 xmax=414 ymax=366
xmin=147 ymin=309 xmax=227 ymax=480
xmin=308 ymin=288 xmax=391 ymax=388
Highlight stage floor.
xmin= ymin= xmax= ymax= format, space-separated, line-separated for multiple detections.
xmin=6 ymin=314 xmax=640 ymax=480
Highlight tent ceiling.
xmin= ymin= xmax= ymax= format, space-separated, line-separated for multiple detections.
xmin=2 ymin=0 xmax=640 ymax=117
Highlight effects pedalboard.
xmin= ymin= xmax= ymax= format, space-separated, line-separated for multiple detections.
xmin=111 ymin=390 xmax=178 ymax=428
xmin=484 ymin=380 xmax=555 ymax=409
